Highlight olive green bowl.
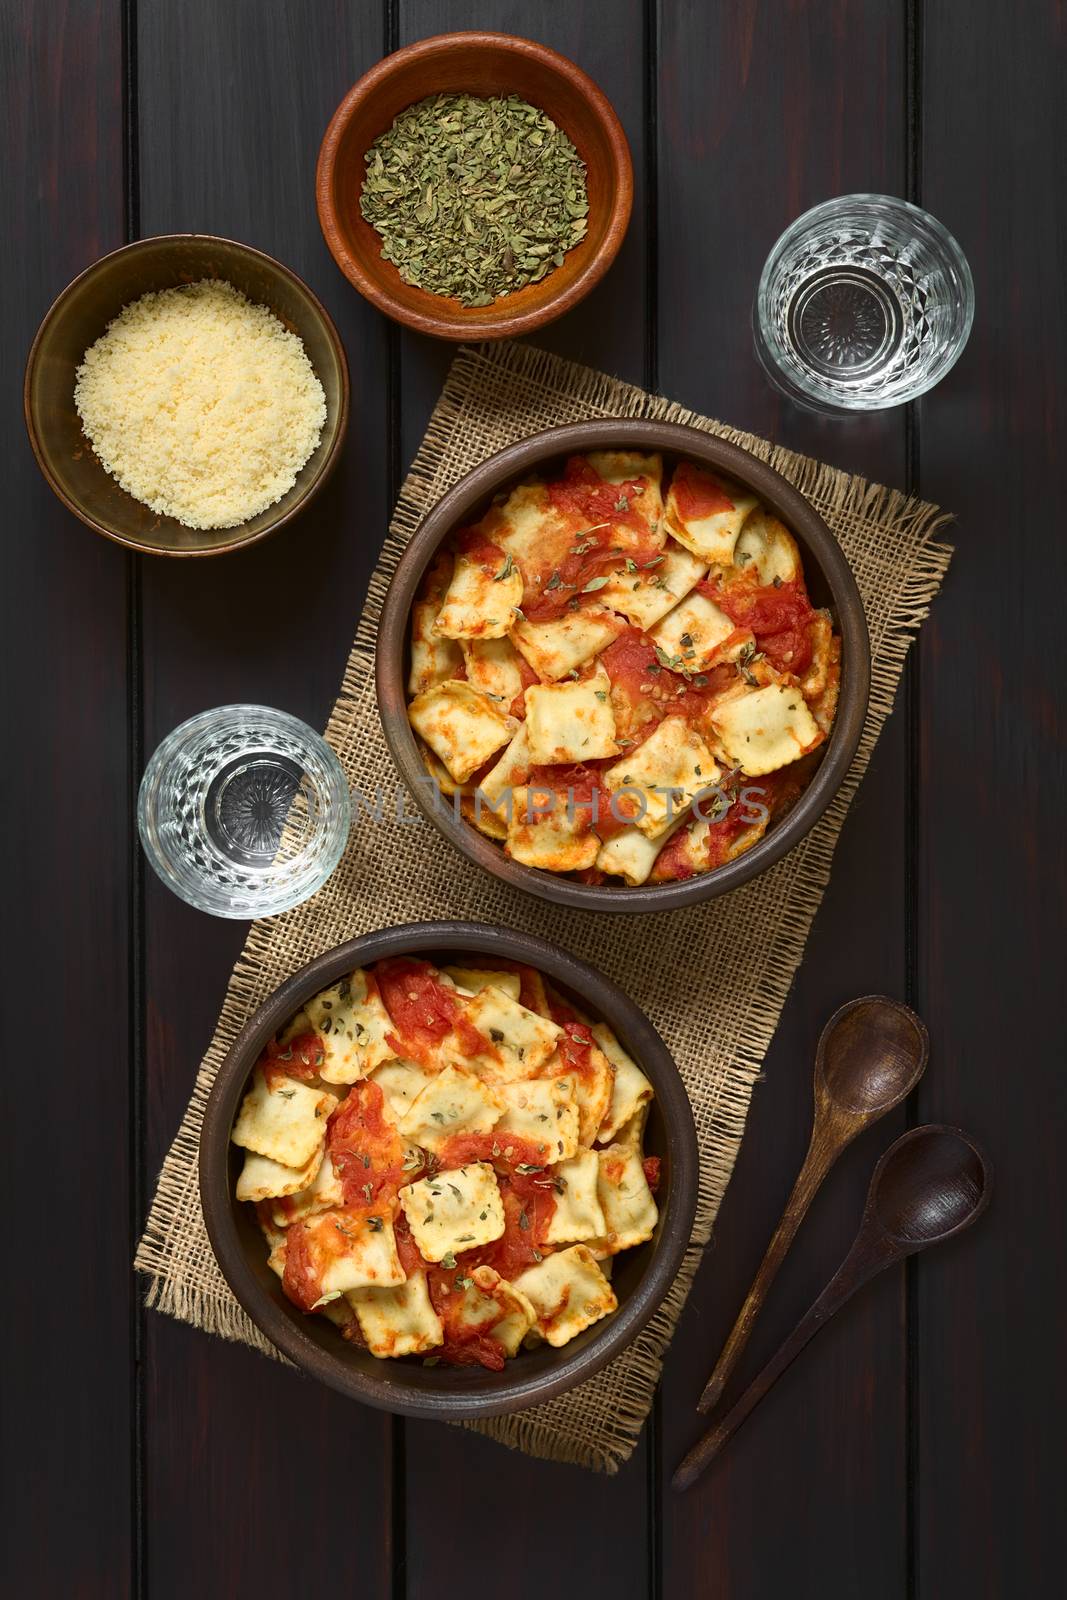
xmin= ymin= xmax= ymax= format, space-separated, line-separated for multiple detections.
xmin=23 ymin=234 xmax=349 ymax=557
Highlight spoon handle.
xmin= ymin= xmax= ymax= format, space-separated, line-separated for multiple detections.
xmin=697 ymin=1110 xmax=854 ymax=1414
xmin=675 ymin=1231 xmax=895 ymax=1491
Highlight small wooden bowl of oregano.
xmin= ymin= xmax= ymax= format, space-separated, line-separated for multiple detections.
xmin=316 ymin=32 xmax=633 ymax=340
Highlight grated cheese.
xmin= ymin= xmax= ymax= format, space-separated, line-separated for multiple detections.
xmin=74 ymin=278 xmax=327 ymax=530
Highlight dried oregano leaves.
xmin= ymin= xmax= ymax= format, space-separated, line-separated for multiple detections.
xmin=360 ymin=93 xmax=589 ymax=306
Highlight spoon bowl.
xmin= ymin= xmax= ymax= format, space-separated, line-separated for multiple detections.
xmin=869 ymin=1124 xmax=991 ymax=1245
xmin=817 ymin=995 xmax=929 ymax=1116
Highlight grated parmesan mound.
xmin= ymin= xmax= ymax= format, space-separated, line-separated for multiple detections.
xmin=74 ymin=279 xmax=328 ymax=530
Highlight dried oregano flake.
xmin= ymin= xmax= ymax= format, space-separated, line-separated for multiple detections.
xmin=360 ymin=92 xmax=589 ymax=306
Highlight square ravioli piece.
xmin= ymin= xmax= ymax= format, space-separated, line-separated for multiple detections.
xmin=236 ymin=1143 xmax=323 ymax=1204
xmin=603 ymin=716 xmax=721 ymax=839
xmin=597 ymin=540 xmax=708 ymax=632
xmin=596 ymin=1144 xmax=659 ymax=1252
xmin=306 ymin=969 xmax=397 ymax=1084
xmin=511 ymin=1245 xmax=618 ymax=1347
xmin=650 ymin=590 xmax=745 ymax=675
xmin=523 ymin=666 xmax=619 ymax=764
xmin=443 ymin=985 xmax=563 ymax=1079
xmin=542 ymin=1150 xmax=607 ymax=1244
xmin=409 ymin=596 xmax=463 ymax=695
xmin=495 ymin=1075 xmax=580 ymax=1163
xmin=293 ymin=1206 xmax=406 ymax=1298
xmin=732 ymin=509 xmax=802 ymax=586
xmin=591 ymin=1024 xmax=654 ymax=1143
xmin=709 ymin=683 xmax=823 ymax=776
xmin=408 ymin=681 xmax=517 ymax=785
xmin=441 ymin=966 xmax=522 ymax=1002
xmin=398 ymin=1162 xmax=505 ymax=1263
xmin=460 ymin=635 xmax=527 ymax=707
xmin=369 ymin=1059 xmax=436 ymax=1121
xmin=397 ymin=1063 xmax=505 ymax=1153
xmin=450 ymin=1267 xmax=537 ymax=1358
xmin=433 ymin=539 xmax=523 ymax=640
xmin=231 ymin=1071 xmax=338 ymax=1169
xmin=551 ymin=1042 xmax=615 ymax=1148
xmin=506 ymin=785 xmax=601 ymax=873
xmin=510 ymin=608 xmax=625 ymax=682
xmin=665 ymin=460 xmax=760 ymax=565
xmin=348 ymin=1271 xmax=444 ymax=1358
xmin=595 ymin=819 xmax=681 ymax=886
xmin=270 ymin=1150 xmax=345 ymax=1227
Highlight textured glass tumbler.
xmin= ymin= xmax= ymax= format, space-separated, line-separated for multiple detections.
xmin=138 ymin=705 xmax=351 ymax=918
xmin=753 ymin=194 xmax=974 ymax=414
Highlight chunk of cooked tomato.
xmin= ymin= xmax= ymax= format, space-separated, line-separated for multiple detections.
xmin=327 ymin=1080 xmax=409 ymax=1207
xmin=261 ymin=1031 xmax=325 ymax=1088
xmin=375 ymin=956 xmax=460 ymax=1066
xmin=704 ymin=575 xmax=817 ymax=677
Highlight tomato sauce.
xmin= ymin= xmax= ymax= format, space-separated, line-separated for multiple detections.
xmin=519 ymin=457 xmax=658 ymax=621
xmin=282 ymin=1205 xmax=384 ymax=1314
xmin=437 ymin=1130 xmax=552 ymax=1171
xmin=261 ymin=1030 xmax=325 ymax=1088
xmin=546 ymin=454 xmax=649 ymax=533
xmin=327 ymin=1080 xmax=409 ymax=1207
xmin=704 ymin=575 xmax=817 ymax=677
xmin=643 ymin=1156 xmax=661 ymax=1193
xmin=375 ymin=956 xmax=461 ymax=1065
xmin=459 ymin=1177 xmax=556 ymax=1281
xmin=455 ymin=525 xmax=508 ymax=571
xmin=671 ymin=460 xmax=736 ymax=521
xmin=599 ymin=628 xmax=687 ymax=739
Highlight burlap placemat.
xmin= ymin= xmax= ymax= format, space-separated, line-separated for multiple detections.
xmin=135 ymin=341 xmax=953 ymax=1473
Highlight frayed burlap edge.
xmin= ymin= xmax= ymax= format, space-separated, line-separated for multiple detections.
xmin=136 ymin=341 xmax=953 ymax=1474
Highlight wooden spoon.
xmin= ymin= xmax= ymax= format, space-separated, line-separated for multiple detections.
xmin=698 ymin=995 xmax=929 ymax=1415
xmin=674 ymin=1124 xmax=992 ymax=1490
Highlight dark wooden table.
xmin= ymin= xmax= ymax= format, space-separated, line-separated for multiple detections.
xmin=5 ymin=2 xmax=1063 ymax=1595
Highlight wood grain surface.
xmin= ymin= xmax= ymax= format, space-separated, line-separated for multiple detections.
xmin=3 ymin=2 xmax=1061 ymax=1596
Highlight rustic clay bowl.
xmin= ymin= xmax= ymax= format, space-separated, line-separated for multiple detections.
xmin=24 ymin=234 xmax=349 ymax=557
xmin=200 ymin=921 xmax=698 ymax=1420
xmin=316 ymin=32 xmax=633 ymax=340
xmin=376 ymin=418 xmax=871 ymax=913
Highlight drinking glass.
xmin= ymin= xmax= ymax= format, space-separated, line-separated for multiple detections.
xmin=753 ymin=194 xmax=974 ymax=414
xmin=138 ymin=705 xmax=350 ymax=918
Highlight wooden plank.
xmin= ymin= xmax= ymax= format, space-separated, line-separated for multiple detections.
xmin=0 ymin=3 xmax=132 ymax=1595
xmin=916 ymin=4 xmax=1066 ymax=1595
xmin=655 ymin=4 xmax=912 ymax=1595
xmin=135 ymin=3 xmax=394 ymax=1593
xmin=396 ymin=4 xmax=653 ymax=1591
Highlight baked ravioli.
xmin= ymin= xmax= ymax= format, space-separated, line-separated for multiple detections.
xmin=236 ymin=955 xmax=661 ymax=1370
xmin=404 ymin=451 xmax=842 ymax=886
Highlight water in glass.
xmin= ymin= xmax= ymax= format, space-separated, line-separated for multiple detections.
xmin=754 ymin=194 xmax=974 ymax=414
